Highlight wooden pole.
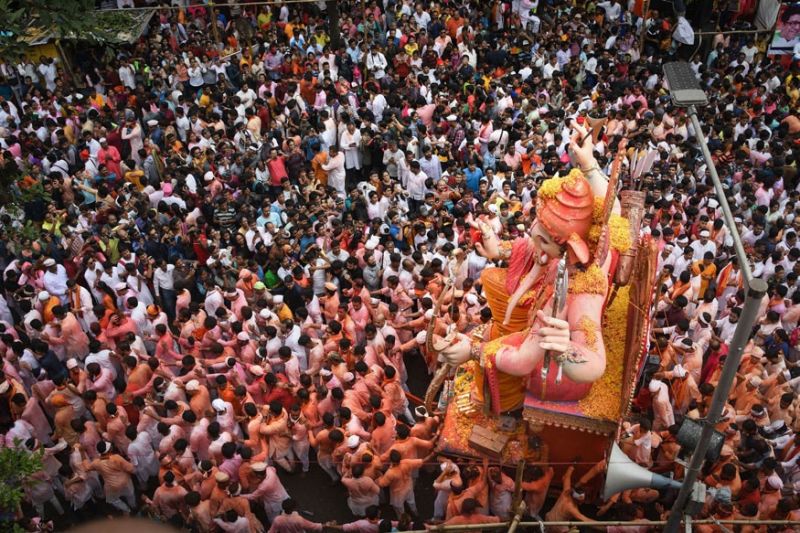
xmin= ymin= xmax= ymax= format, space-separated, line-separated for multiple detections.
xmin=639 ymin=0 xmax=651 ymax=56
xmin=511 ymin=459 xmax=526 ymax=513
xmin=54 ymin=39 xmax=76 ymax=83
xmin=507 ymin=460 xmax=527 ymax=533
xmin=326 ymin=0 xmax=342 ymax=50
xmin=507 ymin=501 xmax=527 ymax=533
xmin=209 ymin=1 xmax=220 ymax=44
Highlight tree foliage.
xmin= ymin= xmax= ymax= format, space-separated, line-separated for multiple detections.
xmin=0 ymin=154 xmax=20 ymax=205
xmin=0 ymin=442 xmax=44 ymax=521
xmin=0 ymin=0 xmax=99 ymax=58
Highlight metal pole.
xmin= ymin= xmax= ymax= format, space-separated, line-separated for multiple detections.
xmin=695 ymin=28 xmax=773 ymax=36
xmin=404 ymin=519 xmax=800 ymax=532
xmin=663 ymin=278 xmax=766 ymax=532
xmin=687 ymin=106 xmax=753 ymax=285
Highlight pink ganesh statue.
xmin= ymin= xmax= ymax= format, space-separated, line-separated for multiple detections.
xmin=433 ymin=123 xmax=630 ymax=414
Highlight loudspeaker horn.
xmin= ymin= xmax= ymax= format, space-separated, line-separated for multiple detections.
xmin=585 ymin=113 xmax=607 ymax=144
xmin=603 ymin=443 xmax=683 ymax=500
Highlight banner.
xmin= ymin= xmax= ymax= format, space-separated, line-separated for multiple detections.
xmin=768 ymin=2 xmax=800 ymax=55
xmin=755 ymin=0 xmax=782 ymax=30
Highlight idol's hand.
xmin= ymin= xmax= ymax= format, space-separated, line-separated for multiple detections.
xmin=437 ymin=333 xmax=473 ymax=366
xmin=466 ymin=212 xmax=492 ymax=235
xmin=569 ymin=120 xmax=596 ymax=172
xmin=536 ymin=310 xmax=571 ymax=354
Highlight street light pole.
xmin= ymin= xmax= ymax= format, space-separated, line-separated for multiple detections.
xmin=661 ymin=62 xmax=765 ymax=532
xmin=685 ymin=106 xmax=753 ymax=285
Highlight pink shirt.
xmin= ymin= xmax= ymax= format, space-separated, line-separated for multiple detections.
xmin=230 ymin=289 xmax=248 ymax=320
xmin=342 ymin=519 xmax=380 ymax=533
xmin=416 ymin=104 xmax=436 ymax=126
xmin=313 ymin=90 xmax=328 ymax=110
xmin=349 ymin=304 xmax=370 ymax=332
xmin=87 ymin=368 xmax=116 ymax=399
xmin=280 ymin=357 xmax=301 ymax=386
xmin=246 ymin=466 xmax=289 ymax=506
xmin=219 ymin=455 xmax=243 ymax=483
xmin=189 ymin=418 xmax=211 ymax=461
xmin=268 ymin=511 xmax=323 ymax=533
xmin=754 ymin=186 xmax=772 ymax=207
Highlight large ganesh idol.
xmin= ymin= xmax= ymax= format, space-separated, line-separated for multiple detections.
xmin=432 ymin=122 xmax=645 ymax=418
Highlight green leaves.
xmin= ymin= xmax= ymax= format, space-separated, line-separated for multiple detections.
xmin=0 ymin=440 xmax=44 ymax=516
xmin=0 ymin=0 xmax=145 ymax=58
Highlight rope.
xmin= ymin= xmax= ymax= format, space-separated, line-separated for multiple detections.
xmin=531 ymin=513 xmax=546 ymax=533
xmin=711 ymin=516 xmax=734 ymax=533
xmin=400 ymin=520 xmax=800 ymax=532
xmin=97 ymin=1 xmax=342 ymax=13
xmin=60 ymin=451 xmax=656 ymax=466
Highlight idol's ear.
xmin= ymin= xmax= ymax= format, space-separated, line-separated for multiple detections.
xmin=566 ymin=233 xmax=591 ymax=265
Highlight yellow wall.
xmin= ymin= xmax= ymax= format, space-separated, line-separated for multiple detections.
xmin=25 ymin=42 xmax=60 ymax=61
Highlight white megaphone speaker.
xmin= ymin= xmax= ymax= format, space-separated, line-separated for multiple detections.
xmin=603 ymin=443 xmax=683 ymax=500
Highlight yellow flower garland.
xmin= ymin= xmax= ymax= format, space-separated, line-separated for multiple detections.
xmin=570 ymin=264 xmax=608 ymax=296
xmin=537 ymin=168 xmax=584 ymax=199
xmin=578 ymin=286 xmax=629 ymax=419
xmin=608 ymin=214 xmax=632 ymax=253
xmin=592 ymin=196 xmax=605 ymax=223
xmin=588 ymin=224 xmax=603 ymax=244
xmin=578 ymin=315 xmax=599 ymax=349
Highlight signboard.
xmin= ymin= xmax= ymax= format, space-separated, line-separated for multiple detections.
xmin=768 ymin=2 xmax=800 ymax=55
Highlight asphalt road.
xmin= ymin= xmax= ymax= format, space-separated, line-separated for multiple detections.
xmin=37 ymin=349 xmax=437 ymax=530
xmin=278 ymin=348 xmax=437 ymax=527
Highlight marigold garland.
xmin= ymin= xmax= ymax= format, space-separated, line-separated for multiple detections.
xmin=608 ymin=214 xmax=632 ymax=252
xmin=537 ymin=168 xmax=584 ymax=199
xmin=483 ymin=337 xmax=503 ymax=358
xmin=453 ymin=361 xmax=477 ymax=395
xmin=442 ymin=361 xmax=527 ymax=462
xmin=570 ymin=264 xmax=608 ymax=295
xmin=578 ymin=285 xmax=629 ymax=419
xmin=592 ymin=196 xmax=605 ymax=223
xmin=588 ymin=224 xmax=602 ymax=244
xmin=578 ymin=315 xmax=599 ymax=349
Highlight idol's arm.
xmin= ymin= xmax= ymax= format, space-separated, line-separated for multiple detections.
xmin=493 ymin=291 xmax=606 ymax=383
xmin=569 ymin=121 xmax=621 ymax=215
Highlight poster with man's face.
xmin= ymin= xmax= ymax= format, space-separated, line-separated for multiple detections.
xmin=769 ymin=2 xmax=800 ymax=55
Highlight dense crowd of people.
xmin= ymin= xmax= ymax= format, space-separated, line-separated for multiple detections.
xmin=2 ymin=0 xmax=800 ymax=531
